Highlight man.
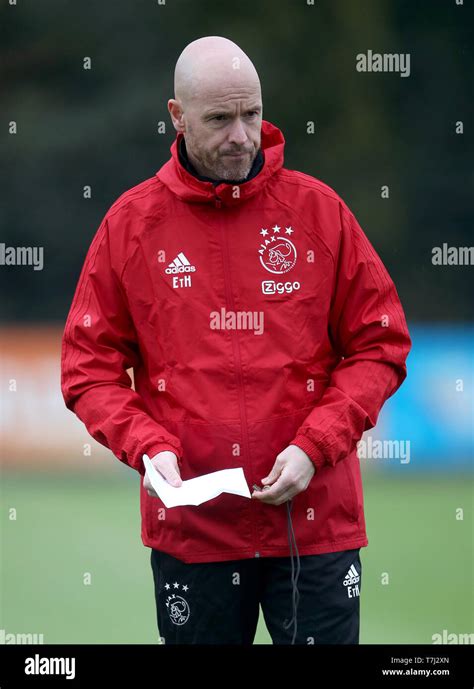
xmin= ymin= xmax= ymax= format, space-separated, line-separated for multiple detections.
xmin=61 ymin=36 xmax=411 ymax=645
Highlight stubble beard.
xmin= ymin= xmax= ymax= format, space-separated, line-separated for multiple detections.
xmin=190 ymin=140 xmax=256 ymax=182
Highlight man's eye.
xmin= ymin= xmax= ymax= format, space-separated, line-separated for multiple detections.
xmin=210 ymin=112 xmax=258 ymax=121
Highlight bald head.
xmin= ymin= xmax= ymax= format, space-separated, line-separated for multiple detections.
xmin=174 ymin=36 xmax=261 ymax=109
xmin=168 ymin=36 xmax=263 ymax=182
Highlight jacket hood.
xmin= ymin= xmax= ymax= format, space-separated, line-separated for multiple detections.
xmin=156 ymin=119 xmax=285 ymax=207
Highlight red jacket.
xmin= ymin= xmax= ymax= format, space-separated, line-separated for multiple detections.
xmin=61 ymin=119 xmax=411 ymax=563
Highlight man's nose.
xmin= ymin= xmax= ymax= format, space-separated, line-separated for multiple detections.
xmin=227 ymin=118 xmax=248 ymax=146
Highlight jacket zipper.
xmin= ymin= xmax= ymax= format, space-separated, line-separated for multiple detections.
xmin=215 ymin=193 xmax=261 ymax=558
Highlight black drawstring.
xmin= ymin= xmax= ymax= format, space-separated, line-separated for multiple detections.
xmin=283 ymin=498 xmax=301 ymax=644
xmin=253 ymin=486 xmax=301 ymax=644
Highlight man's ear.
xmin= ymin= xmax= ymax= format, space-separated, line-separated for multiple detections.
xmin=168 ymin=99 xmax=186 ymax=133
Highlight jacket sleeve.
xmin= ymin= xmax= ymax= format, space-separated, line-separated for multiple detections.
xmin=60 ymin=215 xmax=184 ymax=476
xmin=289 ymin=202 xmax=412 ymax=470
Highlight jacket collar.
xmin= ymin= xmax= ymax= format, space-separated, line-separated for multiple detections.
xmin=156 ymin=119 xmax=285 ymax=207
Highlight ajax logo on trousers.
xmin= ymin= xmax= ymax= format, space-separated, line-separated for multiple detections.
xmin=163 ymin=581 xmax=191 ymax=625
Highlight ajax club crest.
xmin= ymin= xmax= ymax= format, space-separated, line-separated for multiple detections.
xmin=164 ymin=581 xmax=191 ymax=626
xmin=258 ymin=224 xmax=297 ymax=274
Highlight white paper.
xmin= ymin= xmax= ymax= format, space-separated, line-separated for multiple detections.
xmin=142 ymin=454 xmax=252 ymax=507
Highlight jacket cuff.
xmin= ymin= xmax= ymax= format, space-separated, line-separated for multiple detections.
xmin=139 ymin=443 xmax=183 ymax=475
xmin=289 ymin=435 xmax=326 ymax=471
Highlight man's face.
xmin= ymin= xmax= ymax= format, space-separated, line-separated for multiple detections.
xmin=176 ymin=87 xmax=263 ymax=182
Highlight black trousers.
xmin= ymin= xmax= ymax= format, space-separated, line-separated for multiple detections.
xmin=150 ymin=547 xmax=361 ymax=644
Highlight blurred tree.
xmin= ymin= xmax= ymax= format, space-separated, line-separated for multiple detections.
xmin=0 ymin=0 xmax=471 ymax=321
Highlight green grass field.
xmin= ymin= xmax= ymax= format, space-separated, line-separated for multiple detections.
xmin=1 ymin=469 xmax=472 ymax=644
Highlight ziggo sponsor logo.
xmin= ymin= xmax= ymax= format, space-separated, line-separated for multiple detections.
xmin=262 ymin=280 xmax=301 ymax=294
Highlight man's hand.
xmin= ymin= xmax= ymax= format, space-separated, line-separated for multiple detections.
xmin=143 ymin=450 xmax=183 ymax=497
xmin=251 ymin=444 xmax=315 ymax=506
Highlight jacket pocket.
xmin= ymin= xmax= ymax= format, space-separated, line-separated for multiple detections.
xmin=342 ymin=455 xmax=359 ymax=523
xmin=248 ymin=408 xmax=361 ymax=548
xmin=151 ymin=418 xmax=254 ymax=555
xmin=141 ymin=477 xmax=186 ymax=551
xmin=247 ymin=406 xmax=320 ymax=548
